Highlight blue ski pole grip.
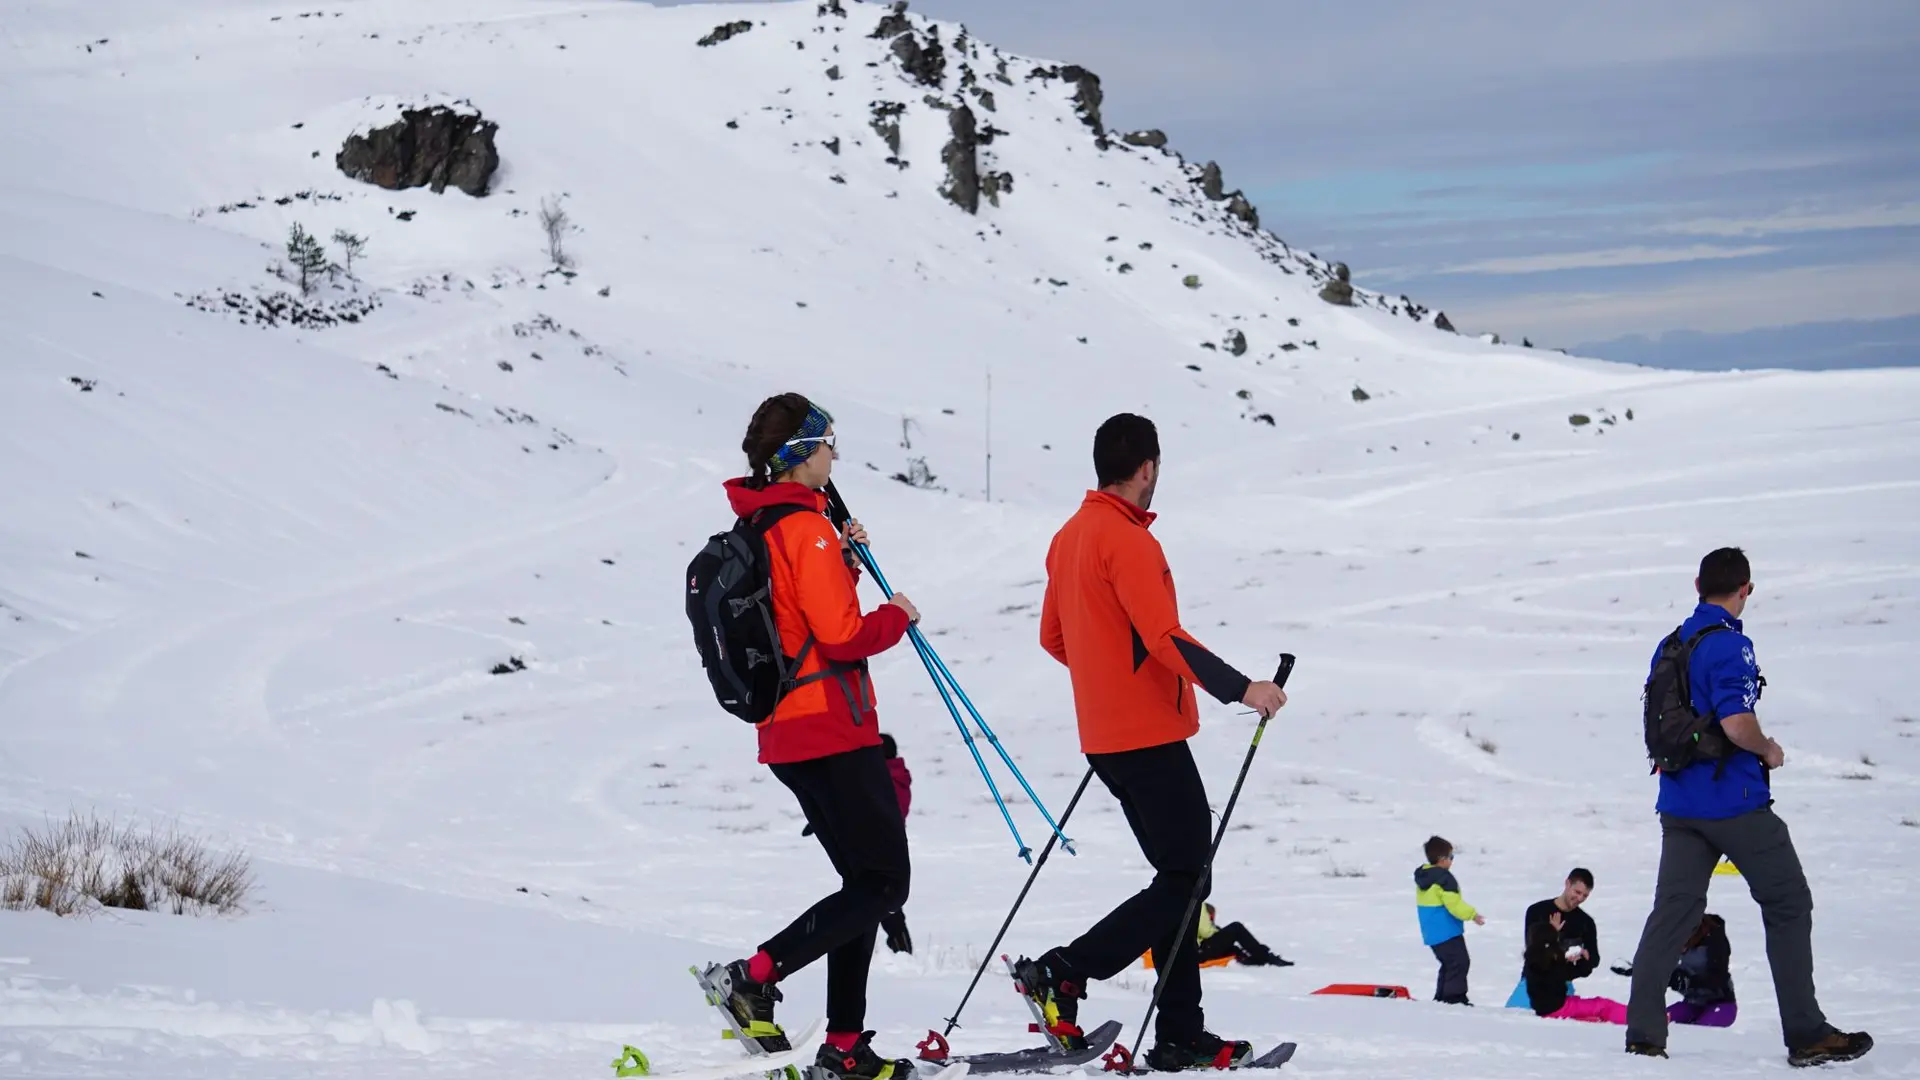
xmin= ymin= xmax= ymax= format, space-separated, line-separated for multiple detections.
xmin=1274 ymin=653 xmax=1296 ymax=688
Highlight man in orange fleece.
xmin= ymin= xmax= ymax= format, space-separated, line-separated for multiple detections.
xmin=1014 ymin=413 xmax=1287 ymax=1072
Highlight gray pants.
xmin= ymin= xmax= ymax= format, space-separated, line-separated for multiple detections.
xmin=1625 ymin=807 xmax=1828 ymax=1048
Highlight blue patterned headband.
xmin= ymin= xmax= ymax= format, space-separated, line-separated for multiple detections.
xmin=769 ymin=402 xmax=834 ymax=475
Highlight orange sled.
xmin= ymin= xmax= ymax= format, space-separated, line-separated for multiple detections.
xmin=1312 ymin=984 xmax=1410 ymax=999
xmin=1141 ymin=952 xmax=1233 ymax=970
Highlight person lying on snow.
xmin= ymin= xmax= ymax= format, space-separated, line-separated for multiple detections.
xmin=1665 ymin=914 xmax=1737 ymax=1028
xmin=1526 ymin=910 xmax=1629 ymax=1024
xmin=1196 ymin=904 xmax=1291 ymax=966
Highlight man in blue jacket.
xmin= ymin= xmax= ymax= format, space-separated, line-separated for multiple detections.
xmin=1624 ymin=549 xmax=1871 ymax=1068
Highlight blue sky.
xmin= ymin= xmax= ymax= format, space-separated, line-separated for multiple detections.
xmin=679 ymin=0 xmax=1920 ymax=368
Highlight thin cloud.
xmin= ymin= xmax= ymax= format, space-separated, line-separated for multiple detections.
xmin=1459 ymin=256 xmax=1920 ymax=342
xmin=1657 ymin=203 xmax=1920 ymax=237
xmin=1432 ymin=244 xmax=1781 ymax=276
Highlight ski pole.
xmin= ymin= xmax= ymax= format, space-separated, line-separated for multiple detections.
xmin=1105 ymin=654 xmax=1296 ymax=1074
xmin=921 ymin=765 xmax=1096 ymax=1059
xmin=917 ymin=644 xmax=1078 ymax=856
xmin=822 ymin=482 xmax=1034 ymax=861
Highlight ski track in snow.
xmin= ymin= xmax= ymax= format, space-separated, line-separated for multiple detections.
xmin=3 ymin=0 xmax=1919 ymax=1077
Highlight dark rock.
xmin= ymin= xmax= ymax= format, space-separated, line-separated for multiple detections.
xmin=891 ymin=27 xmax=945 ymax=86
xmin=824 ymin=136 xmax=841 ymax=156
xmin=1186 ymin=363 xmax=1202 ymax=371
xmin=696 ymin=20 xmax=753 ymax=47
xmin=1182 ymin=274 xmax=1201 ymax=289
xmin=1226 ymin=192 xmax=1259 ymax=229
xmin=817 ymin=0 xmax=846 ymax=15
xmin=869 ymin=101 xmax=906 ymax=155
xmin=976 ymin=88 xmax=996 ymax=112
xmin=1351 ymin=385 xmax=1371 ymax=402
xmin=1522 ymin=337 xmax=1534 ymax=348
xmin=1252 ymin=413 xmax=1275 ymax=426
xmin=1318 ymin=262 xmax=1354 ymax=306
xmin=1200 ymin=161 xmax=1225 ymax=201
xmin=1224 ymin=329 xmax=1247 ymax=356
xmin=490 ymin=656 xmax=528 ymax=675
xmin=1058 ymin=65 xmax=1105 ymax=135
xmin=870 ymin=1 xmax=911 ymax=39
xmin=1569 ymin=413 xmax=1591 ymax=426
xmin=826 ymin=64 xmax=842 ymax=80
xmin=1122 ymin=129 xmax=1168 ymax=148
xmin=981 ymin=170 xmax=1013 ymax=207
xmin=940 ymin=103 xmax=980 ymax=213
xmin=1280 ymin=342 xmax=1299 ymax=351
xmin=336 ymin=104 xmax=499 ymax=197
xmin=1433 ymin=311 xmax=1455 ymax=332
xmin=1236 ymin=389 xmax=1253 ymax=400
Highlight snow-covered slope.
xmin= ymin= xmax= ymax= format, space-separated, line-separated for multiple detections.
xmin=3 ymin=1 xmax=1918 ymax=1077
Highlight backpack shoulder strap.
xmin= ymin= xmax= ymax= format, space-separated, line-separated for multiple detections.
xmin=1685 ymin=623 xmax=1731 ymax=648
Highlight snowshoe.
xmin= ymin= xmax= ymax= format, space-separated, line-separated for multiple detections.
xmin=809 ymin=1032 xmax=913 ymax=1080
xmin=1144 ymin=1032 xmax=1253 ymax=1072
xmin=1008 ymin=951 xmax=1089 ymax=1052
xmin=698 ymin=959 xmax=791 ymax=1052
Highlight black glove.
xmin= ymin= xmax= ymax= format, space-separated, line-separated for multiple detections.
xmin=1669 ymin=970 xmax=1692 ymax=994
xmin=881 ymin=910 xmax=912 ymax=955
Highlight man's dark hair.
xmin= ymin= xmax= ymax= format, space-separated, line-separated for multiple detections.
xmin=1698 ymin=547 xmax=1751 ymax=600
xmin=1093 ymin=413 xmax=1160 ymax=487
xmin=879 ymin=732 xmax=898 ymax=759
xmin=1568 ymin=867 xmax=1594 ymax=889
xmin=1424 ymin=835 xmax=1452 ymax=864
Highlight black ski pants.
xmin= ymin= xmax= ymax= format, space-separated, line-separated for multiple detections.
xmin=1431 ymin=936 xmax=1471 ymax=1004
xmin=763 ymin=744 xmax=910 ymax=1033
xmin=1626 ymin=807 xmax=1829 ymax=1049
xmin=1060 ymin=739 xmax=1213 ymax=1043
xmin=1196 ymin=922 xmax=1266 ymax=965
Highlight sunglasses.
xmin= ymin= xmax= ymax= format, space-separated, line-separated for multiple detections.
xmin=785 ymin=434 xmax=837 ymax=453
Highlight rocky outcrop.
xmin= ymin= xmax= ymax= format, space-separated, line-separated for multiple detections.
xmin=870 ymin=1 xmax=911 ymax=40
xmin=1029 ymin=63 xmax=1106 ymax=145
xmin=1122 ymin=129 xmax=1168 ymax=148
xmin=1224 ymin=329 xmax=1248 ymax=356
xmin=1200 ymin=161 xmax=1225 ymax=201
xmin=869 ymin=101 xmax=906 ymax=159
xmin=1433 ymin=311 xmax=1455 ymax=332
xmin=982 ymin=170 xmax=1013 ymax=207
xmin=1318 ymin=262 xmax=1355 ymax=306
xmin=1226 ymin=192 xmax=1259 ymax=229
xmin=697 ymin=20 xmax=753 ymax=47
xmin=891 ymin=26 xmax=946 ymax=87
xmin=817 ymin=0 xmax=846 ymax=16
xmin=941 ymin=104 xmax=980 ymax=214
xmin=336 ymin=104 xmax=499 ymax=197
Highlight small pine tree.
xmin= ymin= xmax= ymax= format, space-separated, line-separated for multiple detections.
xmin=286 ymin=223 xmax=330 ymax=296
xmin=331 ymin=229 xmax=368 ymax=279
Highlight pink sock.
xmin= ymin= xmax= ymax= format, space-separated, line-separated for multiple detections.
xmin=747 ymin=950 xmax=778 ymax=984
xmin=825 ymin=1032 xmax=860 ymax=1052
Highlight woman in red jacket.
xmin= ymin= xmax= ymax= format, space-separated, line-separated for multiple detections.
xmin=701 ymin=393 xmax=921 ymax=1080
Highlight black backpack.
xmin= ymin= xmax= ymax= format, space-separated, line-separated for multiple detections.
xmin=685 ymin=505 xmax=836 ymax=723
xmin=1642 ymin=624 xmax=1735 ymax=773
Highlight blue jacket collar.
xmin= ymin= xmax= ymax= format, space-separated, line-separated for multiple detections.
xmin=1694 ymin=601 xmax=1742 ymax=632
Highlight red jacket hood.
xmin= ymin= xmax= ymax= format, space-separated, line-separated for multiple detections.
xmin=725 ymin=478 xmax=828 ymax=520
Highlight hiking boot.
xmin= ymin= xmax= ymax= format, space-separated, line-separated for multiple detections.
xmin=811 ymin=1032 xmax=912 ymax=1080
xmin=1010 ymin=951 xmax=1088 ymax=1050
xmin=1788 ymin=1030 xmax=1873 ymax=1068
xmin=1624 ymin=1042 xmax=1668 ymax=1059
xmin=1144 ymin=1031 xmax=1253 ymax=1072
xmin=701 ymin=960 xmax=788 ymax=1052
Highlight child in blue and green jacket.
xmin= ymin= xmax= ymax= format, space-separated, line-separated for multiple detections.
xmin=1415 ymin=835 xmax=1484 ymax=1004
